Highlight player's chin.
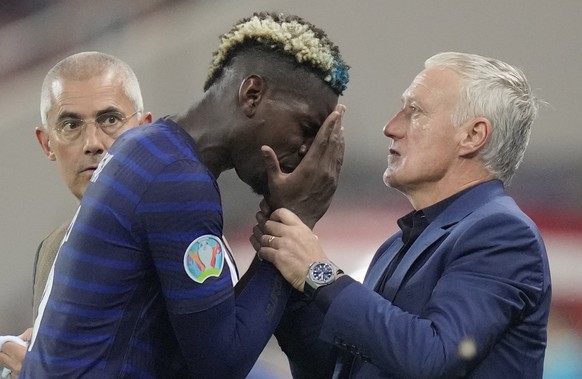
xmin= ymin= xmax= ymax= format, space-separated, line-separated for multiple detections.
xmin=248 ymin=175 xmax=268 ymax=196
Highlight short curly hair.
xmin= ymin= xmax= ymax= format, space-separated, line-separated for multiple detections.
xmin=204 ymin=11 xmax=350 ymax=95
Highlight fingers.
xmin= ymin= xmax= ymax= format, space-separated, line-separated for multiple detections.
xmin=335 ymin=103 xmax=347 ymax=115
xmin=250 ymin=221 xmax=279 ymax=248
xmin=324 ymin=106 xmax=345 ymax=171
xmin=255 ymin=240 xmax=278 ymax=263
xmin=255 ymin=210 xmax=268 ymax=229
xmin=249 ymin=225 xmax=276 ymax=263
xmin=293 ymin=105 xmax=344 ymax=187
xmin=267 ymin=235 xmax=276 ymax=247
xmin=320 ymin=104 xmax=345 ymax=149
xmin=305 ymin=106 xmax=344 ymax=162
xmin=0 ymin=342 xmax=26 ymax=373
xmin=249 ymin=216 xmax=285 ymax=263
xmin=261 ymin=104 xmax=346 ymax=179
xmin=320 ymin=104 xmax=345 ymax=143
xmin=0 ymin=351 xmax=15 ymax=370
xmin=335 ymin=110 xmax=346 ymax=171
xmin=253 ymin=231 xmax=278 ymax=248
xmin=260 ymin=146 xmax=283 ymax=211
xmin=258 ymin=199 xmax=271 ymax=217
xmin=269 ymin=208 xmax=302 ymax=225
xmin=0 ymin=350 xmax=8 ymax=367
xmin=254 ymin=209 xmax=304 ymax=246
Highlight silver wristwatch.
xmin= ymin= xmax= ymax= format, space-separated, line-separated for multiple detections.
xmin=304 ymin=260 xmax=344 ymax=298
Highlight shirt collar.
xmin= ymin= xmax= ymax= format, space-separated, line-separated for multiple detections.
xmin=396 ymin=184 xmax=481 ymax=243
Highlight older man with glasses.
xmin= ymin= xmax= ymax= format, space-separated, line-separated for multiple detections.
xmin=52 ymin=109 xmax=140 ymax=142
xmin=0 ymin=51 xmax=151 ymax=379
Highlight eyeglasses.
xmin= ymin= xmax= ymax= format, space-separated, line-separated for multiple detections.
xmin=53 ymin=110 xmax=140 ymax=142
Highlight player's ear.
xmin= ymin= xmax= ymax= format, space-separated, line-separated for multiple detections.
xmin=35 ymin=126 xmax=56 ymax=161
xmin=238 ymin=75 xmax=264 ymax=117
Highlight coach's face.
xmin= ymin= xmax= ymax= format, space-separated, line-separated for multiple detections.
xmin=382 ymin=67 xmax=463 ymax=198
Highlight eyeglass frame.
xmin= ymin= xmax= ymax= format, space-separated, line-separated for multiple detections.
xmin=52 ymin=109 xmax=141 ymax=142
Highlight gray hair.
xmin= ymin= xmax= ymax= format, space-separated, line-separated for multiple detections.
xmin=40 ymin=51 xmax=144 ymax=127
xmin=425 ymin=52 xmax=539 ymax=185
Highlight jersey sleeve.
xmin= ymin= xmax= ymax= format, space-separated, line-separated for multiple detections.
xmin=134 ymin=158 xmax=230 ymax=313
xmin=134 ymin=159 xmax=291 ymax=377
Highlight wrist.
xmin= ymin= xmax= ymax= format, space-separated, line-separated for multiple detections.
xmin=303 ymin=260 xmax=344 ymax=298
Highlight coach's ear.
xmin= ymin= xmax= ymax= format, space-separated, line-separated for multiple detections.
xmin=458 ymin=117 xmax=492 ymax=157
xmin=139 ymin=112 xmax=153 ymax=125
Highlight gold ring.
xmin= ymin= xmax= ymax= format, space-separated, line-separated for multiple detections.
xmin=268 ymin=235 xmax=275 ymax=246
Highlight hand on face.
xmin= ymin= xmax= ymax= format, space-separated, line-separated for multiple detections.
xmin=261 ymin=104 xmax=346 ymax=229
xmin=250 ymin=208 xmax=327 ymax=292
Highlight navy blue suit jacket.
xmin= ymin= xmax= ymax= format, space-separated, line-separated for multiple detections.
xmin=276 ymin=180 xmax=551 ymax=378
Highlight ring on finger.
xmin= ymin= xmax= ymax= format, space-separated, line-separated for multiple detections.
xmin=267 ymin=235 xmax=275 ymax=247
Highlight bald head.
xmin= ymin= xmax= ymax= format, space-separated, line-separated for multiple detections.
xmin=40 ymin=52 xmax=144 ymax=127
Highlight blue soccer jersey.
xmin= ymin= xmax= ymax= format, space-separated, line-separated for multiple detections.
xmin=21 ymin=119 xmax=290 ymax=378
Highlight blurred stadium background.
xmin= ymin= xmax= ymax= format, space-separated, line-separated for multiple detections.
xmin=1 ymin=1 xmax=581 ymax=377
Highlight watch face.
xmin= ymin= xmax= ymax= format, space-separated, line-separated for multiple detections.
xmin=311 ymin=262 xmax=334 ymax=283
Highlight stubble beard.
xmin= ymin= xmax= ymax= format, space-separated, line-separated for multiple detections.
xmin=248 ymin=172 xmax=268 ymax=196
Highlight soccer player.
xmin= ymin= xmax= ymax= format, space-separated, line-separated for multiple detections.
xmin=20 ymin=12 xmax=349 ymax=378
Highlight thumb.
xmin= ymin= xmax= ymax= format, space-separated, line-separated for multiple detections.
xmin=19 ymin=329 xmax=32 ymax=341
xmin=261 ymin=145 xmax=282 ymax=181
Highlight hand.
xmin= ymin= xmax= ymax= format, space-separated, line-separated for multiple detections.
xmin=250 ymin=208 xmax=328 ymax=291
xmin=19 ymin=329 xmax=32 ymax=342
xmin=0 ymin=328 xmax=31 ymax=378
xmin=262 ymin=104 xmax=346 ymax=229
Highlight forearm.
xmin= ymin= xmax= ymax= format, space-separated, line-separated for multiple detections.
xmin=172 ymin=261 xmax=291 ymax=378
xmin=233 ymin=254 xmax=261 ymax=297
xmin=275 ymin=289 xmax=338 ymax=379
xmin=315 ymin=276 xmax=535 ymax=379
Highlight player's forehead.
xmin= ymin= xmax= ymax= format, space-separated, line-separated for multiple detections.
xmin=286 ymin=81 xmax=338 ymax=121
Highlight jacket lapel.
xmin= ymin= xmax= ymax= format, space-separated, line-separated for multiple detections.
xmin=383 ymin=225 xmax=448 ymax=301
xmin=363 ymin=238 xmax=403 ymax=289
xmin=380 ymin=180 xmax=506 ymax=301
